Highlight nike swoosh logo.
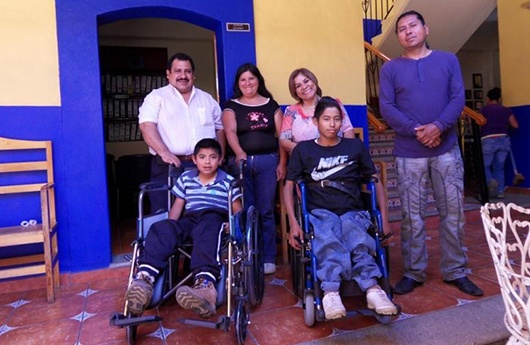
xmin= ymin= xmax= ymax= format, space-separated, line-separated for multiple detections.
xmin=311 ymin=161 xmax=353 ymax=181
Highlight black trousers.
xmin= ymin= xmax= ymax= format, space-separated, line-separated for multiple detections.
xmin=139 ymin=209 xmax=226 ymax=281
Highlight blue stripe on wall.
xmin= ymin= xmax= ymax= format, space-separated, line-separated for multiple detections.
xmin=507 ymin=105 xmax=530 ymax=188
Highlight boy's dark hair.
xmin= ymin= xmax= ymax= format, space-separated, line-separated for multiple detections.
xmin=487 ymin=87 xmax=502 ymax=101
xmin=232 ymin=63 xmax=274 ymax=99
xmin=193 ymin=138 xmax=222 ymax=156
xmin=395 ymin=10 xmax=426 ymax=33
xmin=314 ymin=96 xmax=342 ymax=120
xmin=167 ymin=52 xmax=195 ymax=72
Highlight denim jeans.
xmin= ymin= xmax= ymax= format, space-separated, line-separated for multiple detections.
xmin=309 ymin=209 xmax=381 ymax=292
xmin=396 ymin=144 xmax=467 ymax=282
xmin=482 ymin=136 xmax=511 ymax=194
xmin=229 ymin=153 xmax=278 ymax=264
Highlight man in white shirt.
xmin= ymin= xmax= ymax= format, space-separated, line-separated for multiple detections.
xmin=139 ymin=52 xmax=224 ymax=211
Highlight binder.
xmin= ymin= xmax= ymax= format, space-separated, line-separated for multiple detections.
xmin=125 ymin=123 xmax=131 ymax=141
xmin=116 ymin=75 xmax=123 ymax=93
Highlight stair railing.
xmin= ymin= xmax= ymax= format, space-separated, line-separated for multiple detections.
xmin=364 ymin=41 xmax=490 ymax=204
xmin=362 ymin=0 xmax=395 ymax=42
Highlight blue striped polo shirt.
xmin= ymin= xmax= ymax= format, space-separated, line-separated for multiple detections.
xmin=171 ymin=168 xmax=241 ymax=212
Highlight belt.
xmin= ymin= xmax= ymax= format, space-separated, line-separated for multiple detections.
xmin=176 ymin=154 xmax=193 ymax=162
xmin=308 ymin=179 xmax=358 ymax=198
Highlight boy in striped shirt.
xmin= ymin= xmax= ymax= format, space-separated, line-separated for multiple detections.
xmin=125 ymin=138 xmax=242 ymax=318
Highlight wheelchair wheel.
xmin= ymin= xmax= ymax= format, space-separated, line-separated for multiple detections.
xmin=303 ymin=293 xmax=315 ymax=327
xmin=235 ymin=299 xmax=250 ymax=345
xmin=290 ymin=195 xmax=305 ymax=298
xmin=246 ymin=206 xmax=264 ymax=306
xmin=289 ymin=245 xmax=305 ymax=299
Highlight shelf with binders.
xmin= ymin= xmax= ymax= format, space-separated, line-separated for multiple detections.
xmin=102 ymin=72 xmax=166 ymax=142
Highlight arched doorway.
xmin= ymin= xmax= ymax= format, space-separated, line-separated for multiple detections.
xmin=97 ymin=18 xmax=218 ymax=260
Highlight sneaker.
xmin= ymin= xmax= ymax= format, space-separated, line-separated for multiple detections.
xmin=488 ymin=179 xmax=499 ymax=197
xmin=125 ymin=274 xmax=154 ymax=315
xmin=264 ymin=263 xmax=276 ymax=275
xmin=322 ymin=291 xmax=346 ymax=320
xmin=176 ymin=278 xmax=217 ymax=318
xmin=366 ymin=285 xmax=398 ymax=315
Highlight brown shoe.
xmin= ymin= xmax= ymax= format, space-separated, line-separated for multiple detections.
xmin=125 ymin=274 xmax=154 ymax=315
xmin=176 ymin=278 xmax=217 ymax=318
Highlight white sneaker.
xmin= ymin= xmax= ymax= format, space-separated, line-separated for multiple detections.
xmin=264 ymin=263 xmax=276 ymax=275
xmin=366 ymin=285 xmax=398 ymax=315
xmin=322 ymin=291 xmax=346 ymax=320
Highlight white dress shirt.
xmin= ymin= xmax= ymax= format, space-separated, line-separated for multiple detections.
xmin=138 ymin=85 xmax=222 ymax=155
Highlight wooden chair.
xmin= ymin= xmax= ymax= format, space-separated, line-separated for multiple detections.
xmin=0 ymin=136 xmax=59 ymax=302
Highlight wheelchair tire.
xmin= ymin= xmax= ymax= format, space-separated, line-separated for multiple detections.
xmin=289 ymin=245 xmax=305 ymax=299
xmin=246 ymin=206 xmax=265 ymax=306
xmin=235 ymin=299 xmax=250 ymax=345
xmin=303 ymin=293 xmax=315 ymax=327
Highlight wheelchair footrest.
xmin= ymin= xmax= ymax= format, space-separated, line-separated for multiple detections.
xmin=178 ymin=315 xmax=231 ymax=331
xmin=351 ymin=305 xmax=401 ymax=324
xmin=109 ymin=312 xmax=162 ymax=328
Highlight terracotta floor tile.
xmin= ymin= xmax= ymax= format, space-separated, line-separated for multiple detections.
xmin=9 ymin=292 xmax=86 ymax=327
xmin=86 ymin=287 xmax=126 ymax=314
xmin=0 ymin=318 xmax=80 ymax=345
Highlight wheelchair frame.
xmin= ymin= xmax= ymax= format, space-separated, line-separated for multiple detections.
xmin=290 ymin=179 xmax=398 ymax=327
xmin=110 ymin=163 xmax=265 ymax=345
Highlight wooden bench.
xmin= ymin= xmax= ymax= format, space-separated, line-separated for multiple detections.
xmin=0 ymin=137 xmax=59 ymax=302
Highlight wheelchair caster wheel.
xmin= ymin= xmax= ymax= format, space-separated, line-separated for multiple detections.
xmin=235 ymin=299 xmax=250 ymax=345
xmin=304 ymin=293 xmax=315 ymax=327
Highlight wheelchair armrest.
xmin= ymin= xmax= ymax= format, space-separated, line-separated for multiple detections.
xmin=140 ymin=182 xmax=169 ymax=191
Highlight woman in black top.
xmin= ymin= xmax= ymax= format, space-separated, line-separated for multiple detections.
xmin=222 ymin=63 xmax=287 ymax=274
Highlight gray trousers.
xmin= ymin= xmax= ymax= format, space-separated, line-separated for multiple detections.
xmin=396 ymin=144 xmax=468 ymax=282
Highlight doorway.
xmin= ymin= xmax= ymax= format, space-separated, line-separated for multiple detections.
xmin=97 ymin=18 xmax=217 ymax=262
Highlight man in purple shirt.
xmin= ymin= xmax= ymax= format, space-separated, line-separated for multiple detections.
xmin=379 ymin=10 xmax=483 ymax=296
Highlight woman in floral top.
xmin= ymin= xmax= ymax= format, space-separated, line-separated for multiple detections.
xmin=279 ymin=68 xmax=355 ymax=154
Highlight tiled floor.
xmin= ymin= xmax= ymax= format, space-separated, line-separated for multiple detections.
xmin=1 ymin=200 xmax=527 ymax=344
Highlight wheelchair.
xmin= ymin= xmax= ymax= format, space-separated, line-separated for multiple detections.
xmin=110 ymin=163 xmax=265 ymax=345
xmin=289 ymin=178 xmax=399 ymax=327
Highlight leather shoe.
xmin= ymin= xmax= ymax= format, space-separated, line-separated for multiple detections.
xmin=443 ymin=276 xmax=484 ymax=296
xmin=394 ymin=276 xmax=422 ymax=295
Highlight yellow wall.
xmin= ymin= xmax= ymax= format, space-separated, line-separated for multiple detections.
xmin=253 ymin=0 xmax=366 ymax=106
xmin=0 ymin=1 xmax=60 ymax=106
xmin=497 ymin=0 xmax=530 ymax=106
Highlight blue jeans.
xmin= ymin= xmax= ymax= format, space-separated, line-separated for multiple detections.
xmin=482 ymin=136 xmax=511 ymax=194
xmin=309 ymin=209 xmax=381 ymax=292
xmin=229 ymin=153 xmax=278 ymax=264
xmin=396 ymin=144 xmax=467 ymax=282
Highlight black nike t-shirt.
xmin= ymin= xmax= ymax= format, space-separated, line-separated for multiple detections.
xmin=287 ymin=138 xmax=376 ymax=215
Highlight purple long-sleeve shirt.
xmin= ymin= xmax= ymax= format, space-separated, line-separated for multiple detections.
xmin=379 ymin=50 xmax=465 ymax=158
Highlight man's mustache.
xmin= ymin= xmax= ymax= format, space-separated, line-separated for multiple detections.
xmin=176 ymin=78 xmax=189 ymax=82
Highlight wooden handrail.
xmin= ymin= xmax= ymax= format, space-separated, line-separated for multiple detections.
xmin=462 ymin=106 xmax=487 ymax=125
xmin=364 ymin=41 xmax=390 ymax=62
xmin=367 ymin=110 xmax=387 ymax=133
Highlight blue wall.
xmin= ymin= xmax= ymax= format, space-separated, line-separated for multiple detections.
xmin=0 ymin=0 xmax=256 ymax=272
